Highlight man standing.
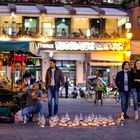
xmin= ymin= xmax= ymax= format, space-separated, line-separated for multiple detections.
xmin=65 ymin=77 xmax=69 ymax=98
xmin=115 ymin=61 xmax=131 ymax=119
xmin=45 ymin=59 xmax=64 ymax=117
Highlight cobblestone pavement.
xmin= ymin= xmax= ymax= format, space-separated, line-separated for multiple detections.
xmin=0 ymin=97 xmax=140 ymax=140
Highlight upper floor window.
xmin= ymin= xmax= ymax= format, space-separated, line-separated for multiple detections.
xmin=138 ymin=16 xmax=140 ymax=26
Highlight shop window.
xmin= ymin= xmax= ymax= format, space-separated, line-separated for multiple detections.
xmin=55 ymin=18 xmax=71 ymax=37
xmin=56 ymin=60 xmax=76 ymax=86
xmin=23 ymin=17 xmax=39 ymax=36
xmin=90 ymin=18 xmax=105 ymax=38
xmin=3 ymin=21 xmax=8 ymax=35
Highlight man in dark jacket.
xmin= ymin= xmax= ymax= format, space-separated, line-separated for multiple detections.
xmin=45 ymin=59 xmax=64 ymax=117
xmin=115 ymin=61 xmax=131 ymax=119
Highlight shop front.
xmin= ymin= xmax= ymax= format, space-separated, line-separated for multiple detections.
xmin=0 ymin=41 xmax=42 ymax=122
xmin=34 ymin=38 xmax=129 ymax=86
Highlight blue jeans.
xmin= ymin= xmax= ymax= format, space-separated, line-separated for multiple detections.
xmin=22 ymin=101 xmax=47 ymax=117
xmin=48 ymin=86 xmax=59 ymax=116
xmin=120 ymin=91 xmax=130 ymax=115
xmin=137 ymin=89 xmax=140 ymax=104
xmin=131 ymin=88 xmax=138 ymax=111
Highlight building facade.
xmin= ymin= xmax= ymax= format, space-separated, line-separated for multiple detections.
xmin=123 ymin=0 xmax=140 ymax=64
xmin=0 ymin=1 xmax=130 ymax=85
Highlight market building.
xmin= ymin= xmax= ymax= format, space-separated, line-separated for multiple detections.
xmin=0 ymin=1 xmax=131 ymax=86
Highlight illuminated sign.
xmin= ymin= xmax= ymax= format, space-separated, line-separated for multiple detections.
xmin=55 ymin=41 xmax=124 ymax=51
xmin=37 ymin=42 xmax=55 ymax=49
xmin=37 ymin=41 xmax=125 ymax=51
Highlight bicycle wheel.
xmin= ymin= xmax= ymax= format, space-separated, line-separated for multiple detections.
xmin=85 ymin=91 xmax=95 ymax=103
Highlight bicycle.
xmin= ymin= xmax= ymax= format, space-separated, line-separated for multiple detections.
xmin=85 ymin=88 xmax=96 ymax=103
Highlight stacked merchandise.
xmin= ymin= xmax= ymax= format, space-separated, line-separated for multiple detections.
xmin=0 ymin=71 xmax=15 ymax=123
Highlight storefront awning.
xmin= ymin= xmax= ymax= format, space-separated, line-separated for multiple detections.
xmin=0 ymin=41 xmax=29 ymax=52
xmin=0 ymin=5 xmax=128 ymax=18
xmin=45 ymin=6 xmax=70 ymax=15
xmin=0 ymin=5 xmax=10 ymax=15
xmin=16 ymin=5 xmax=40 ymax=15
xmin=101 ymin=8 xmax=128 ymax=17
xmin=73 ymin=7 xmax=98 ymax=15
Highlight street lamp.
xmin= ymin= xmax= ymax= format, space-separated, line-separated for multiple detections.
xmin=126 ymin=32 xmax=132 ymax=40
xmin=125 ymin=22 xmax=132 ymax=61
xmin=126 ymin=50 xmax=131 ymax=57
xmin=125 ymin=22 xmax=132 ymax=39
xmin=125 ymin=22 xmax=131 ymax=30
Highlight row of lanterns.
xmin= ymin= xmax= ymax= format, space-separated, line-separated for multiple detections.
xmin=49 ymin=113 xmax=116 ymax=128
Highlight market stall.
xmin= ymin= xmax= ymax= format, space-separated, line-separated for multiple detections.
xmin=0 ymin=50 xmax=41 ymax=123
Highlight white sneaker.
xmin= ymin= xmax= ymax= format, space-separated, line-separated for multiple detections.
xmin=23 ymin=115 xmax=27 ymax=124
xmin=40 ymin=115 xmax=45 ymax=127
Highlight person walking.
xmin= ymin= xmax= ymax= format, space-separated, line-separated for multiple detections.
xmin=65 ymin=77 xmax=69 ymax=98
xmin=45 ymin=59 xmax=64 ymax=118
xmin=130 ymin=59 xmax=140 ymax=120
xmin=115 ymin=61 xmax=131 ymax=119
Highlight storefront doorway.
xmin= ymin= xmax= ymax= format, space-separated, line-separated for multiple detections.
xmin=56 ymin=60 xmax=76 ymax=86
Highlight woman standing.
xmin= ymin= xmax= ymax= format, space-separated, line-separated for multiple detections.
xmin=130 ymin=59 xmax=140 ymax=120
xmin=115 ymin=61 xmax=131 ymax=119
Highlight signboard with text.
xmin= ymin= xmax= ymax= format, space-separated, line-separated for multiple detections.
xmin=36 ymin=41 xmax=125 ymax=51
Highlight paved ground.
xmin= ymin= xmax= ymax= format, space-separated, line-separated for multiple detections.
xmin=0 ymin=97 xmax=140 ymax=140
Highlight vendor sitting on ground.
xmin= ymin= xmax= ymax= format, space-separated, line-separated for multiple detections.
xmin=22 ymin=82 xmax=48 ymax=123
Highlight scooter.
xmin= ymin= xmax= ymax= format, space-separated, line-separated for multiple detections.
xmin=79 ymin=88 xmax=85 ymax=98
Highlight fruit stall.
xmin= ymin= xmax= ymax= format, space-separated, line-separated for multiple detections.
xmin=0 ymin=50 xmax=41 ymax=123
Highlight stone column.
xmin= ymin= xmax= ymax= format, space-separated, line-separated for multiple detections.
xmin=40 ymin=52 xmax=50 ymax=82
xmin=76 ymin=60 xmax=84 ymax=85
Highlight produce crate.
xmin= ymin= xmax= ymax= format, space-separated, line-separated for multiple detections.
xmin=0 ymin=107 xmax=12 ymax=116
xmin=0 ymin=107 xmax=15 ymax=123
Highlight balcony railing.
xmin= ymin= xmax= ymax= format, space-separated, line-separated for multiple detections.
xmin=0 ymin=0 xmax=123 ymax=6
xmin=0 ymin=27 xmax=126 ymax=40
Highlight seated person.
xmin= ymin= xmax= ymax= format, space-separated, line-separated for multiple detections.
xmin=22 ymin=82 xmax=47 ymax=123
xmin=79 ymin=29 xmax=84 ymax=38
xmin=61 ymin=28 xmax=66 ymax=37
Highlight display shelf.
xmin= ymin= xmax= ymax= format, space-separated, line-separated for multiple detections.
xmin=0 ymin=91 xmax=25 ymax=120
